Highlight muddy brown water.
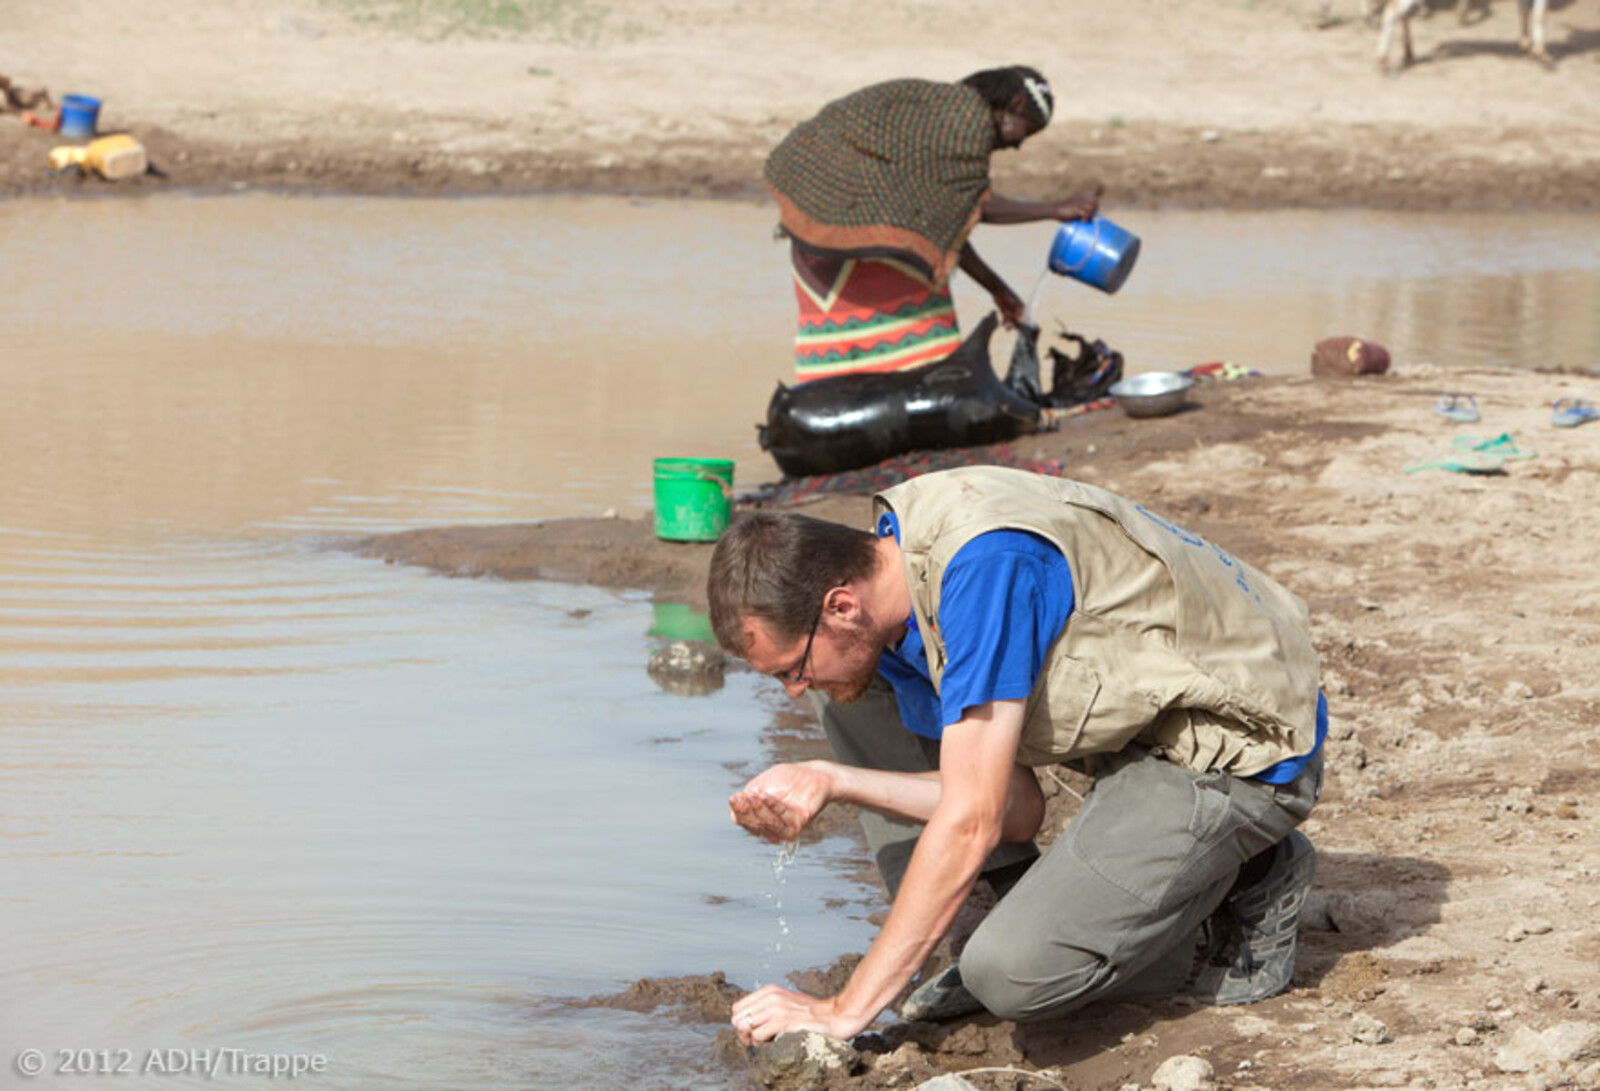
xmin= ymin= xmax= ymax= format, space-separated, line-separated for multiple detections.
xmin=1 ymin=194 xmax=1596 ymax=1088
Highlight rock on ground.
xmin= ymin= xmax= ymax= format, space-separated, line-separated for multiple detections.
xmin=1150 ymin=1054 xmax=1215 ymax=1091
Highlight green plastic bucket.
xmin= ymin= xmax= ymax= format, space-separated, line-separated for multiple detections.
xmin=652 ymin=457 xmax=734 ymax=542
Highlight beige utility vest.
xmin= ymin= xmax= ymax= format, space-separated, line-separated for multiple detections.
xmin=876 ymin=467 xmax=1320 ymax=776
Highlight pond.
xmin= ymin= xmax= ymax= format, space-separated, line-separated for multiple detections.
xmin=0 ymin=193 xmax=1595 ymax=1088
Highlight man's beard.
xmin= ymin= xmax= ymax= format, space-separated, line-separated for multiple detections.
xmin=824 ymin=674 xmax=874 ymax=704
xmin=820 ymin=622 xmax=882 ymax=704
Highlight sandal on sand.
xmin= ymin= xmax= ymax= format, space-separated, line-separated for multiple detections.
xmin=1552 ymin=398 xmax=1598 ymax=429
xmin=1432 ymin=393 xmax=1480 ymax=424
xmin=1404 ymin=451 xmax=1507 ymax=475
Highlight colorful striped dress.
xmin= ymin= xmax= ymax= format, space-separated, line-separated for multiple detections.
xmin=791 ymin=253 xmax=962 ymax=383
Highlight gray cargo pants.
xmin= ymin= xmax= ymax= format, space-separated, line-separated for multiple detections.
xmin=813 ymin=675 xmax=1322 ymax=1021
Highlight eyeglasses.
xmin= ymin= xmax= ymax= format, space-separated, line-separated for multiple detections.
xmin=777 ymin=602 xmax=825 ymax=685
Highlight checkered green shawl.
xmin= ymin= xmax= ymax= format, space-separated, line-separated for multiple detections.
xmin=765 ymin=79 xmax=997 ymax=284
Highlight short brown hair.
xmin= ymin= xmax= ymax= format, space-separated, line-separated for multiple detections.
xmin=707 ymin=512 xmax=879 ymax=656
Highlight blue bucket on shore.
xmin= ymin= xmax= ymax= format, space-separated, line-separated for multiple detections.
xmin=1048 ymin=216 xmax=1141 ymax=294
xmin=58 ymin=94 xmax=102 ymax=139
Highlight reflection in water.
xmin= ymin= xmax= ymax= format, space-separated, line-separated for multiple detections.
xmin=0 ymin=542 xmax=871 ymax=1088
xmin=0 ymin=194 xmax=1596 ymax=1086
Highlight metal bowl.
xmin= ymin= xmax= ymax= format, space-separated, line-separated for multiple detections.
xmin=1108 ymin=371 xmax=1195 ymax=418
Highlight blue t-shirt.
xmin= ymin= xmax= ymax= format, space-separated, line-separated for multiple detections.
xmin=873 ymin=511 xmax=1326 ymax=784
xmin=875 ymin=512 xmax=1073 ymax=739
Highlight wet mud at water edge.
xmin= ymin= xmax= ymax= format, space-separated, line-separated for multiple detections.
xmin=4 ymin=116 xmax=1600 ymax=216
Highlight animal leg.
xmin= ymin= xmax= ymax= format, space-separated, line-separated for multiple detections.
xmin=1377 ymin=0 xmax=1400 ymax=70
xmin=1377 ymin=0 xmax=1419 ymax=73
xmin=1519 ymin=0 xmax=1550 ymax=61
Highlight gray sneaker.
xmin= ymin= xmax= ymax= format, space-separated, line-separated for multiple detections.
xmin=900 ymin=964 xmax=985 ymax=1022
xmin=1189 ymin=829 xmax=1317 ymax=1006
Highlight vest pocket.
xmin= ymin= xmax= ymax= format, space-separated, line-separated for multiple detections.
xmin=1021 ymin=655 xmax=1101 ymax=762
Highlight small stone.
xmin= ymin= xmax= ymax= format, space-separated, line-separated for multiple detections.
xmin=1504 ymin=680 xmax=1535 ymax=700
xmin=1577 ymin=1062 xmax=1600 ymax=1087
xmin=1352 ymin=1012 xmax=1389 ymax=1044
xmin=1487 ymin=997 xmax=1506 ymax=1011
xmin=1540 ymin=1021 xmax=1600 ymax=1064
xmin=1524 ymin=920 xmax=1554 ymax=936
xmin=1491 ymin=1024 xmax=1600 ymax=1076
xmin=1456 ymin=1027 xmax=1480 ymax=1046
xmin=1496 ymin=1028 xmax=1546 ymax=1073
xmin=1526 ymin=977 xmax=1547 ymax=994
xmin=750 ymin=1031 xmax=860 ymax=1091
xmin=915 ymin=1077 xmax=980 ymax=1091
xmin=1507 ymin=925 xmax=1529 ymax=943
xmin=1201 ymin=129 xmax=1222 ymax=142
xmin=1260 ymin=165 xmax=1290 ymax=180
xmin=1503 ymin=789 xmax=1536 ymax=813
xmin=1151 ymin=1054 xmax=1214 ymax=1091
xmin=647 ymin=640 xmax=726 ymax=697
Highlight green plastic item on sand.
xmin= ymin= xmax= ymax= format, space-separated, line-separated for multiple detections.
xmin=1404 ymin=432 xmax=1535 ymax=475
xmin=1453 ymin=432 xmax=1535 ymax=460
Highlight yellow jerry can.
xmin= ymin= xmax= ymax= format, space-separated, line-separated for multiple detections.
xmin=84 ymin=134 xmax=147 ymax=181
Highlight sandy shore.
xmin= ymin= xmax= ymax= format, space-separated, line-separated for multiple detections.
xmin=361 ymin=364 xmax=1600 ymax=1089
xmin=5 ymin=0 xmax=1600 ymax=208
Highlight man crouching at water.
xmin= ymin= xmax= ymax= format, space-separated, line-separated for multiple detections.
xmin=707 ymin=467 xmax=1326 ymax=1045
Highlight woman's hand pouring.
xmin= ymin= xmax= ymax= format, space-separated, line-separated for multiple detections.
xmin=1053 ymin=193 xmax=1100 ymax=222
